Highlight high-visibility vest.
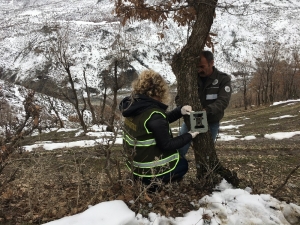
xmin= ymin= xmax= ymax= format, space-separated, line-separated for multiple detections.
xmin=123 ymin=107 xmax=180 ymax=177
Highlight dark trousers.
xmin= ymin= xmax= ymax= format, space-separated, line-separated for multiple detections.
xmin=134 ymin=157 xmax=188 ymax=191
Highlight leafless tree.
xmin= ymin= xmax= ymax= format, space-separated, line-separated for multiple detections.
xmin=98 ymin=31 xmax=132 ymax=131
xmin=254 ymin=42 xmax=281 ymax=105
xmin=281 ymin=50 xmax=300 ymax=100
xmin=0 ymin=90 xmax=40 ymax=187
xmin=44 ymin=95 xmax=64 ymax=128
xmin=43 ymin=24 xmax=88 ymax=132
xmin=232 ymin=61 xmax=252 ymax=110
xmin=82 ymin=67 xmax=97 ymax=124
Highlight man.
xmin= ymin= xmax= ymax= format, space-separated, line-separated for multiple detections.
xmin=177 ymin=50 xmax=232 ymax=157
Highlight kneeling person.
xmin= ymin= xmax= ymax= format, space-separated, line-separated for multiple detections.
xmin=119 ymin=70 xmax=199 ymax=188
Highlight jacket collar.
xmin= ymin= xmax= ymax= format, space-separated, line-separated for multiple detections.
xmin=208 ymin=66 xmax=218 ymax=80
xmin=198 ymin=67 xmax=218 ymax=86
xmin=119 ymin=94 xmax=168 ymax=117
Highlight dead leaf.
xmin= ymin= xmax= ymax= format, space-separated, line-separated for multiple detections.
xmin=144 ymin=192 xmax=152 ymax=202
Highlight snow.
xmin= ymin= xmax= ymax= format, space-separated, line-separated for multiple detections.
xmin=2 ymin=0 xmax=300 ymax=87
xmin=219 ymin=124 xmax=245 ymax=131
xmin=20 ymin=10 xmax=42 ymax=16
xmin=241 ymin=135 xmax=256 ymax=140
xmin=23 ymin=137 xmax=123 ymax=151
xmin=269 ymin=115 xmax=297 ymax=120
xmin=265 ymin=131 xmax=300 ymax=140
xmin=18 ymin=99 xmax=300 ymax=225
xmin=43 ymin=180 xmax=300 ymax=225
xmin=272 ymin=100 xmax=300 ymax=106
xmin=44 ymin=200 xmax=135 ymax=225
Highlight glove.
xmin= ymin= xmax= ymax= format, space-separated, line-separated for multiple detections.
xmin=188 ymin=131 xmax=200 ymax=138
xmin=181 ymin=105 xmax=192 ymax=115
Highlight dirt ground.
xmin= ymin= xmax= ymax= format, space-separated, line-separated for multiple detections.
xmin=0 ymin=136 xmax=299 ymax=225
xmin=216 ymin=137 xmax=300 ymax=202
xmin=1 ymin=102 xmax=300 ymax=224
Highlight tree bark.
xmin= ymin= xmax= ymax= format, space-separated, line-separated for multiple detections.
xmin=83 ymin=69 xmax=97 ymax=124
xmin=107 ymin=60 xmax=119 ymax=132
xmin=65 ymin=66 xmax=87 ymax=133
xmin=171 ymin=0 xmax=239 ymax=187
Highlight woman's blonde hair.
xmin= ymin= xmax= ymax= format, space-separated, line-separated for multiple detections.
xmin=132 ymin=70 xmax=170 ymax=104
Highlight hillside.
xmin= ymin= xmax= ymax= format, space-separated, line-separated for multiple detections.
xmin=221 ymin=100 xmax=300 ymax=138
xmin=0 ymin=0 xmax=300 ymax=94
xmin=0 ymin=100 xmax=299 ymax=224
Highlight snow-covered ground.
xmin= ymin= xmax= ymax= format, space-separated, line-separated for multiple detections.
xmin=43 ymin=181 xmax=300 ymax=225
xmin=0 ymin=0 xmax=300 ymax=87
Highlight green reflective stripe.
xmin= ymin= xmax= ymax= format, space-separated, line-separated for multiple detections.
xmin=123 ymin=134 xmax=156 ymax=146
xmin=132 ymin=153 xmax=179 ymax=168
xmin=126 ymin=152 xmax=180 ymax=177
xmin=126 ymin=163 xmax=176 ymax=178
xmin=144 ymin=111 xmax=166 ymax=134
xmin=127 ymin=164 xmax=177 ymax=178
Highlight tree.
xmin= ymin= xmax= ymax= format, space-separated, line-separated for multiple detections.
xmin=245 ymin=46 xmax=300 ymax=106
xmin=232 ymin=61 xmax=252 ymax=110
xmin=253 ymin=42 xmax=280 ymax=105
xmin=44 ymin=96 xmax=65 ymax=128
xmin=82 ymin=66 xmax=97 ymax=125
xmin=0 ymin=90 xmax=41 ymax=187
xmin=98 ymin=69 xmax=110 ymax=124
xmin=42 ymin=24 xmax=90 ymax=133
xmin=115 ymin=0 xmax=239 ymax=187
xmin=98 ymin=31 xmax=132 ymax=131
xmin=280 ymin=50 xmax=300 ymax=100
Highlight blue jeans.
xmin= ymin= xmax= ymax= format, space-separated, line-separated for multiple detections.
xmin=178 ymin=122 xmax=220 ymax=157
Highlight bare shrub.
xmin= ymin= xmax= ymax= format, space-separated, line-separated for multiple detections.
xmin=0 ymin=90 xmax=41 ymax=189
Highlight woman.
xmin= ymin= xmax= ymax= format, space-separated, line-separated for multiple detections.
xmin=119 ymin=70 xmax=199 ymax=187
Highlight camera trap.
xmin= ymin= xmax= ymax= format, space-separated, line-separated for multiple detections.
xmin=190 ymin=111 xmax=208 ymax=133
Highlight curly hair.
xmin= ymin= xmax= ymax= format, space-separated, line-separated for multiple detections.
xmin=132 ymin=70 xmax=170 ymax=104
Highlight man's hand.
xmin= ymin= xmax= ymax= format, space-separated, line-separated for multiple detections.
xmin=188 ymin=131 xmax=200 ymax=138
xmin=181 ymin=105 xmax=192 ymax=115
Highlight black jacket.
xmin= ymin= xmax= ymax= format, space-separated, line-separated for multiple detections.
xmin=197 ymin=67 xmax=231 ymax=123
xmin=119 ymin=94 xmax=192 ymax=151
xmin=175 ymin=67 xmax=231 ymax=123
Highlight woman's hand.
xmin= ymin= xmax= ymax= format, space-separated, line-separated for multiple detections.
xmin=188 ymin=131 xmax=200 ymax=138
xmin=181 ymin=105 xmax=192 ymax=115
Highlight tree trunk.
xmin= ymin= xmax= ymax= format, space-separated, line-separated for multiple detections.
xmin=47 ymin=96 xmax=64 ymax=128
xmin=107 ymin=89 xmax=117 ymax=132
xmin=171 ymin=0 xmax=238 ymax=187
xmin=83 ymin=69 xmax=97 ymax=124
xmin=65 ymin=66 xmax=87 ymax=133
xmin=244 ymin=89 xmax=248 ymax=110
xmin=243 ymin=75 xmax=248 ymax=110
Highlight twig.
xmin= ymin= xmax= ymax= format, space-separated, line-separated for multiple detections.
xmin=272 ymin=163 xmax=300 ymax=196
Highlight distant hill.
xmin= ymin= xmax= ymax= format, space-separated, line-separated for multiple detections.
xmin=0 ymin=0 xmax=299 ymax=95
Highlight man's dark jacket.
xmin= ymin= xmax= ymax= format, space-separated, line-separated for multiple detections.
xmin=176 ymin=67 xmax=231 ymax=124
xmin=198 ymin=67 xmax=232 ymax=123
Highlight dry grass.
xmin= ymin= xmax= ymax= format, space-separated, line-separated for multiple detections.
xmin=0 ymin=102 xmax=299 ymax=224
